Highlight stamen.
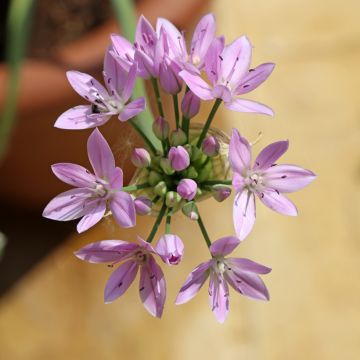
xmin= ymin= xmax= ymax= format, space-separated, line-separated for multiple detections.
xmin=250 ymin=132 xmax=263 ymax=146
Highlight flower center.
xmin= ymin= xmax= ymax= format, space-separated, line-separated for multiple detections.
xmin=93 ymin=183 xmax=108 ymax=198
xmin=246 ymin=171 xmax=264 ymax=192
xmin=134 ymin=250 xmax=148 ymax=265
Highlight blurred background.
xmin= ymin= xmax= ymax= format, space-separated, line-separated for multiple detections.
xmin=0 ymin=0 xmax=359 ymax=359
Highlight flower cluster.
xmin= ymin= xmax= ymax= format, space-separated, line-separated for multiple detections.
xmin=43 ymin=13 xmax=316 ymax=323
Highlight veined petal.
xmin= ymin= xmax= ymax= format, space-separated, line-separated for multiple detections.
xmin=122 ymin=63 xmax=138 ymax=102
xmin=210 ymin=236 xmax=240 ymax=257
xmin=54 ymin=105 xmax=110 ymax=130
xmin=179 ymin=70 xmax=214 ymax=100
xmin=66 ymin=71 xmax=109 ymax=103
xmin=208 ymin=272 xmax=229 ymax=323
xmin=51 ymin=163 xmax=96 ymax=188
xmin=235 ymin=63 xmax=275 ymax=95
xmin=229 ymin=128 xmax=251 ymax=174
xmin=263 ymin=164 xmax=316 ymax=193
xmin=191 ymin=13 xmax=216 ymax=68
xmin=134 ymin=50 xmax=156 ymax=79
xmin=225 ymin=98 xmax=274 ymax=116
xmin=74 ymin=240 xmax=138 ymax=263
xmin=76 ymin=199 xmax=106 ymax=233
xmin=257 ymin=189 xmax=298 ymax=216
xmin=227 ymin=258 xmax=272 ymax=274
xmin=110 ymin=34 xmax=134 ymax=71
xmin=103 ymin=49 xmax=128 ymax=96
xmin=233 ymin=190 xmax=256 ymax=241
xmin=139 ymin=256 xmax=166 ymax=318
xmin=225 ymin=269 xmax=269 ymax=301
xmin=87 ymin=128 xmax=115 ymax=181
xmin=104 ymin=260 xmax=139 ymax=303
xmin=118 ymin=97 xmax=145 ymax=122
xmin=110 ymin=191 xmax=136 ymax=228
xmin=204 ymin=36 xmax=225 ymax=84
xmin=175 ymin=261 xmax=211 ymax=305
xmin=220 ymin=35 xmax=252 ymax=87
xmin=109 ymin=167 xmax=124 ymax=190
xmin=136 ymin=15 xmax=157 ymax=55
xmin=42 ymin=188 xmax=93 ymax=221
xmin=254 ymin=141 xmax=289 ymax=170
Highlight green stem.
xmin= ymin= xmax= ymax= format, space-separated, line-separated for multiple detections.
xmin=122 ymin=183 xmax=150 ymax=192
xmin=151 ymin=78 xmax=164 ymax=117
xmin=165 ymin=208 xmax=173 ymax=234
xmin=172 ymin=94 xmax=180 ymax=129
xmin=196 ymin=98 xmax=222 ymax=148
xmin=197 ymin=213 xmax=212 ymax=248
xmin=146 ymin=202 xmax=167 ymax=243
xmin=182 ymin=117 xmax=190 ymax=139
xmin=201 ymin=179 xmax=232 ymax=186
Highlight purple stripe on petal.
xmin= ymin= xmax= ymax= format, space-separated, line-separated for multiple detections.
xmin=210 ymin=236 xmax=240 ymax=257
xmin=110 ymin=191 xmax=136 ymax=228
xmin=104 ymin=260 xmax=138 ymax=303
xmin=51 ymin=163 xmax=96 ymax=188
xmin=258 ymin=189 xmax=298 ymax=216
xmin=76 ymin=199 xmax=106 ymax=233
xmin=233 ymin=190 xmax=256 ymax=241
xmin=254 ymin=140 xmax=289 ymax=170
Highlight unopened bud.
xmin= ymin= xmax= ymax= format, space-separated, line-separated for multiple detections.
xmin=160 ymin=158 xmax=175 ymax=175
xmin=181 ymin=91 xmax=200 ymax=119
xmin=202 ymin=136 xmax=219 ymax=157
xmin=134 ymin=196 xmax=152 ymax=215
xmin=183 ymin=166 xmax=198 ymax=179
xmin=190 ymin=146 xmax=202 ymax=161
xmin=166 ymin=191 xmax=182 ymax=207
xmin=148 ymin=171 xmax=162 ymax=186
xmin=170 ymin=129 xmax=187 ymax=146
xmin=154 ymin=181 xmax=167 ymax=197
xmin=182 ymin=201 xmax=199 ymax=221
xmin=212 ymin=185 xmax=232 ymax=202
xmin=153 ymin=116 xmax=170 ymax=140
xmin=177 ymin=179 xmax=197 ymax=201
xmin=168 ymin=146 xmax=190 ymax=171
xmin=159 ymin=56 xmax=182 ymax=95
xmin=197 ymin=161 xmax=213 ymax=182
xmin=131 ymin=148 xmax=151 ymax=168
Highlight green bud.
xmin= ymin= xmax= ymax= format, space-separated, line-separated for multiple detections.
xmin=153 ymin=117 xmax=170 ymax=140
xmin=170 ymin=128 xmax=187 ymax=146
xmin=182 ymin=201 xmax=199 ymax=221
xmin=183 ymin=166 xmax=198 ymax=179
xmin=160 ymin=158 xmax=175 ymax=175
xmin=211 ymin=185 xmax=232 ymax=202
xmin=148 ymin=171 xmax=162 ymax=186
xmin=197 ymin=161 xmax=213 ymax=182
xmin=190 ymin=146 xmax=202 ymax=161
xmin=166 ymin=191 xmax=182 ymax=207
xmin=183 ymin=144 xmax=192 ymax=157
xmin=154 ymin=181 xmax=168 ymax=197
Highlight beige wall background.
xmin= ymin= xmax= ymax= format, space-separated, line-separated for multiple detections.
xmin=1 ymin=0 xmax=359 ymax=359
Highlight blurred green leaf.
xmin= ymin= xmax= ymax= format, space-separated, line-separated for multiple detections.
xmin=110 ymin=0 xmax=161 ymax=153
xmin=0 ymin=0 xmax=37 ymax=162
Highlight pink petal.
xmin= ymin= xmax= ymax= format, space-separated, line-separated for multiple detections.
xmin=103 ymin=49 xmax=128 ymax=96
xmin=204 ymin=36 xmax=225 ymax=84
xmin=109 ymin=167 xmax=124 ymax=189
xmin=208 ymin=272 xmax=229 ymax=323
xmin=179 ymin=70 xmax=214 ymax=100
xmin=225 ymin=98 xmax=274 ymax=116
xmin=51 ymin=163 xmax=96 ymax=188
xmin=235 ymin=63 xmax=275 ymax=95
xmin=134 ymin=50 xmax=156 ymax=79
xmin=225 ymin=269 xmax=269 ymax=301
xmin=227 ymin=258 xmax=272 ymax=274
xmin=136 ymin=15 xmax=157 ymax=55
xmin=263 ymin=164 xmax=316 ymax=193
xmin=254 ymin=141 xmax=289 ymax=170
xmin=155 ymin=234 xmax=184 ymax=265
xmin=232 ymin=172 xmax=246 ymax=192
xmin=210 ymin=236 xmax=240 ymax=257
xmin=220 ymin=35 xmax=252 ymax=87
xmin=109 ymin=191 xmax=136 ymax=228
xmin=42 ymin=188 xmax=93 ymax=221
xmin=122 ymin=63 xmax=138 ymax=102
xmin=175 ymin=261 xmax=211 ymax=305
xmin=87 ymin=128 xmax=115 ymax=180
xmin=191 ymin=13 xmax=216 ymax=68
xmin=74 ymin=240 xmax=138 ymax=263
xmin=139 ymin=256 xmax=166 ymax=318
xmin=104 ymin=260 xmax=139 ymax=303
xmin=233 ymin=190 xmax=256 ymax=241
xmin=66 ymin=71 xmax=109 ymax=103
xmin=258 ymin=189 xmax=298 ymax=216
xmin=54 ymin=105 xmax=110 ymax=130
xmin=118 ymin=97 xmax=146 ymax=122
xmin=229 ymin=128 xmax=251 ymax=174
xmin=110 ymin=34 xmax=134 ymax=71
xmin=76 ymin=199 xmax=106 ymax=233
xmin=211 ymin=84 xmax=232 ymax=102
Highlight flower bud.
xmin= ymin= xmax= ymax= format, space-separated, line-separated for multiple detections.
xmin=153 ymin=116 xmax=170 ymax=140
xmin=202 ymin=136 xmax=220 ymax=157
xmin=148 ymin=171 xmax=162 ymax=186
xmin=131 ymin=148 xmax=151 ymax=168
xmin=197 ymin=160 xmax=213 ymax=182
xmin=134 ymin=196 xmax=152 ymax=215
xmin=154 ymin=181 xmax=167 ymax=197
xmin=190 ymin=146 xmax=202 ymax=161
xmin=182 ymin=201 xmax=199 ymax=220
xmin=165 ymin=191 xmax=182 ymax=208
xmin=159 ymin=56 xmax=182 ymax=95
xmin=181 ymin=91 xmax=200 ymax=119
xmin=155 ymin=234 xmax=184 ymax=265
xmin=160 ymin=158 xmax=175 ymax=175
xmin=168 ymin=146 xmax=190 ymax=171
xmin=212 ymin=185 xmax=232 ymax=202
xmin=183 ymin=144 xmax=192 ymax=157
xmin=170 ymin=129 xmax=187 ymax=146
xmin=183 ymin=166 xmax=198 ymax=179
xmin=177 ymin=179 xmax=197 ymax=201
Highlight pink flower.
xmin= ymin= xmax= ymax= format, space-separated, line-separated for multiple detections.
xmin=229 ymin=128 xmax=316 ymax=240
xmin=181 ymin=91 xmax=200 ymax=119
xmin=177 ymin=179 xmax=197 ymax=200
xmin=176 ymin=236 xmax=271 ymax=323
xmin=55 ymin=50 xmax=145 ymax=129
xmin=43 ymin=129 xmax=136 ymax=233
xmin=180 ymin=35 xmax=275 ymax=116
xmin=155 ymin=234 xmax=184 ymax=265
xmin=75 ymin=237 xmax=166 ymax=318
xmin=168 ymin=146 xmax=190 ymax=171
